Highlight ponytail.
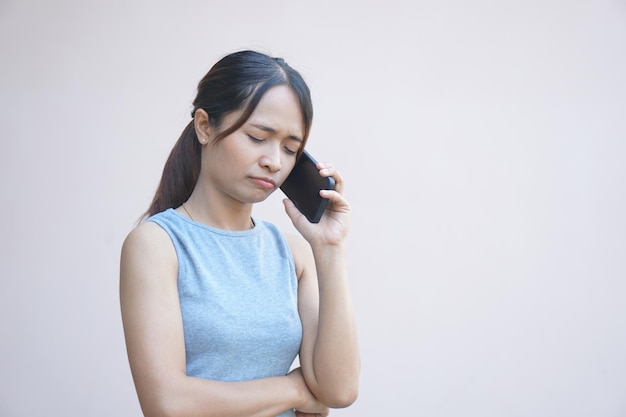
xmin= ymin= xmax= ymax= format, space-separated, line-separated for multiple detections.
xmin=141 ymin=121 xmax=201 ymax=221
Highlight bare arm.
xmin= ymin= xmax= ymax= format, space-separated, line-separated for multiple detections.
xmin=283 ymin=163 xmax=361 ymax=408
xmin=120 ymin=222 xmax=327 ymax=417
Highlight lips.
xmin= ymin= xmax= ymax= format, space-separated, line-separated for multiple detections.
xmin=249 ymin=176 xmax=277 ymax=190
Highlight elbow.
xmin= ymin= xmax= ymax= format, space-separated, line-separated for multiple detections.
xmin=330 ymin=392 xmax=359 ymax=409
xmin=309 ymin=363 xmax=361 ymax=408
xmin=319 ymin=384 xmax=359 ymax=409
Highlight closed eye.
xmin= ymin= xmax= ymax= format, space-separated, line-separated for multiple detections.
xmin=283 ymin=147 xmax=297 ymax=156
xmin=247 ymin=134 xmax=264 ymax=143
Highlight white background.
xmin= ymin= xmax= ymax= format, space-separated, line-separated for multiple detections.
xmin=1 ymin=0 xmax=625 ymax=416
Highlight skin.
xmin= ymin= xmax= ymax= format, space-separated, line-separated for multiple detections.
xmin=120 ymin=85 xmax=360 ymax=417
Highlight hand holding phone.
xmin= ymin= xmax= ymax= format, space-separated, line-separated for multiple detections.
xmin=280 ymin=150 xmax=335 ymax=223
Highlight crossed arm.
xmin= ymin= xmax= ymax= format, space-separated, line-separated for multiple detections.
xmin=120 ymin=220 xmax=359 ymax=417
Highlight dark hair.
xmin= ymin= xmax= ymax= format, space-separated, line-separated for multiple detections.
xmin=142 ymin=50 xmax=313 ymax=220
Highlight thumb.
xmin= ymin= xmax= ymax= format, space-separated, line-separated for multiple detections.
xmin=282 ymin=198 xmax=304 ymax=223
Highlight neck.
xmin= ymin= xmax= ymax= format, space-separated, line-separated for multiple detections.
xmin=182 ymin=192 xmax=254 ymax=231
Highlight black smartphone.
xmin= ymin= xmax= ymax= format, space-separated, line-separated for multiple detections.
xmin=280 ymin=150 xmax=335 ymax=223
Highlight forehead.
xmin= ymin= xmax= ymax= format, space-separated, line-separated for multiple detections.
xmin=246 ymin=85 xmax=304 ymax=138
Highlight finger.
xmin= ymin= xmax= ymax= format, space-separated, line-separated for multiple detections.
xmin=319 ymin=189 xmax=350 ymax=213
xmin=317 ymin=162 xmax=345 ymax=194
xmin=283 ymin=198 xmax=306 ymax=224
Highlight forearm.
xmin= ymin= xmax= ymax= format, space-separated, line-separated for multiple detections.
xmin=138 ymin=373 xmax=300 ymax=417
xmin=307 ymin=243 xmax=360 ymax=407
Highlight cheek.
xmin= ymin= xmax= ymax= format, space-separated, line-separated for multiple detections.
xmin=279 ymin=159 xmax=297 ymax=180
xmin=216 ymin=137 xmax=251 ymax=164
xmin=283 ymin=153 xmax=297 ymax=167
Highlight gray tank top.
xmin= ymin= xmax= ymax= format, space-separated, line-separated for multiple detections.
xmin=148 ymin=208 xmax=302 ymax=417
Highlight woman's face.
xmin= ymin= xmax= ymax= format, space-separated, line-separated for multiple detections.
xmin=200 ymin=85 xmax=305 ymax=205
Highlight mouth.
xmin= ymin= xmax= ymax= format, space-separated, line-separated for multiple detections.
xmin=249 ymin=176 xmax=277 ymax=190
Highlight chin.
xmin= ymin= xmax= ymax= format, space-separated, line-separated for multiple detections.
xmin=248 ymin=189 xmax=276 ymax=204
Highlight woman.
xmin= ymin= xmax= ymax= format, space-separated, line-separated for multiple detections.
xmin=120 ymin=50 xmax=360 ymax=417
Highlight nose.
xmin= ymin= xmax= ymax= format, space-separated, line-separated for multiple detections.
xmin=259 ymin=145 xmax=282 ymax=172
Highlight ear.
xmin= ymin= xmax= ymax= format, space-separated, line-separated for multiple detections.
xmin=193 ymin=108 xmax=213 ymax=145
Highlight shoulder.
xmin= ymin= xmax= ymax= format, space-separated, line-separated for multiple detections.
xmin=121 ymin=221 xmax=177 ymax=276
xmin=123 ymin=220 xmax=171 ymax=252
xmin=283 ymin=232 xmax=314 ymax=281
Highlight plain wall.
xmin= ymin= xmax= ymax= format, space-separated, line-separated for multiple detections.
xmin=1 ymin=0 xmax=625 ymax=415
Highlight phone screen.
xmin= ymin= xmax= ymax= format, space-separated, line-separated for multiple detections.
xmin=280 ymin=150 xmax=335 ymax=223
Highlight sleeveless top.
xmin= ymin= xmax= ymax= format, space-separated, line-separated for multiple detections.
xmin=148 ymin=209 xmax=302 ymax=417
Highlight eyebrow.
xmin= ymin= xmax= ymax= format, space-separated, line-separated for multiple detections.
xmin=250 ymin=124 xmax=302 ymax=143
